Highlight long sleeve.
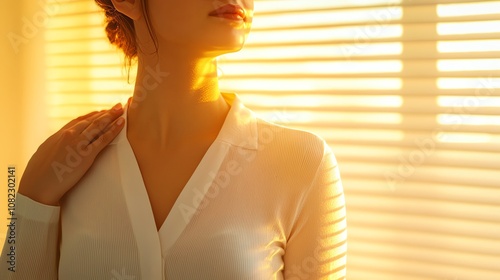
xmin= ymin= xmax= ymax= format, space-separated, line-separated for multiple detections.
xmin=0 ymin=193 xmax=60 ymax=279
xmin=284 ymin=143 xmax=347 ymax=279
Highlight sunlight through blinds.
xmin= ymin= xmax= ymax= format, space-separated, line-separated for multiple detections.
xmin=221 ymin=2 xmax=500 ymax=277
xmin=45 ymin=0 xmax=500 ymax=279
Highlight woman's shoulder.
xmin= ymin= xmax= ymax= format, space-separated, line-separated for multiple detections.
xmin=253 ymin=116 xmax=333 ymax=165
xmin=249 ymin=117 xmax=340 ymax=203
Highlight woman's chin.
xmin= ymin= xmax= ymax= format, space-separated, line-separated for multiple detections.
xmin=203 ymin=44 xmax=244 ymax=58
xmin=201 ymin=36 xmax=248 ymax=56
xmin=201 ymin=20 xmax=250 ymax=53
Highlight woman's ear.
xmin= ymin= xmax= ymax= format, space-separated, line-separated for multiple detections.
xmin=110 ymin=0 xmax=142 ymax=20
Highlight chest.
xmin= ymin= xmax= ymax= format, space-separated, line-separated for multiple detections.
xmin=132 ymin=143 xmax=213 ymax=231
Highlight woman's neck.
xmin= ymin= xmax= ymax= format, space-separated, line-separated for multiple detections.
xmin=126 ymin=49 xmax=230 ymax=149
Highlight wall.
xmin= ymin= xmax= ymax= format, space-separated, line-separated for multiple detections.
xmin=0 ymin=0 xmax=49 ymax=243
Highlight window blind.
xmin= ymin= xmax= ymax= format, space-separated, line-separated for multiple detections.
xmin=45 ymin=0 xmax=500 ymax=279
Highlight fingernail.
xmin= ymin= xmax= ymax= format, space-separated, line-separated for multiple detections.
xmin=112 ymin=103 xmax=122 ymax=111
xmin=116 ymin=117 xmax=124 ymax=126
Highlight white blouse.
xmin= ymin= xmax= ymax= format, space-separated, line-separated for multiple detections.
xmin=1 ymin=93 xmax=347 ymax=279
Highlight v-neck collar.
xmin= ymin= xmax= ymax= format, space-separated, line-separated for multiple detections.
xmin=109 ymin=92 xmax=258 ymax=278
xmin=110 ymin=92 xmax=258 ymax=149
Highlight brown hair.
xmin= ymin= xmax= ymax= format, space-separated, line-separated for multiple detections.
xmin=94 ymin=0 xmax=157 ymax=67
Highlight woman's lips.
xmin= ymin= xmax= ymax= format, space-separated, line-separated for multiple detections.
xmin=209 ymin=4 xmax=246 ymax=21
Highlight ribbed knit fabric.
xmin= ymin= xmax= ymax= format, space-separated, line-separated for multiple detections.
xmin=0 ymin=93 xmax=347 ymax=279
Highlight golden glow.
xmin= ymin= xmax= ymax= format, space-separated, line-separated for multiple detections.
xmin=256 ymin=110 xmax=402 ymax=124
xmin=220 ymin=60 xmax=402 ymax=76
xmin=48 ymin=93 xmax=86 ymax=106
xmin=49 ymin=13 xmax=103 ymax=30
xmin=89 ymin=81 xmax=132 ymax=92
xmin=435 ymin=132 xmax=492 ymax=143
xmin=438 ymin=96 xmax=500 ymax=107
xmin=240 ymin=94 xmax=403 ymax=108
xmin=46 ymin=53 xmax=120 ymax=67
xmin=46 ymin=26 xmax=104 ymax=42
xmin=46 ymin=40 xmax=110 ymax=55
xmin=90 ymin=94 xmax=130 ymax=106
xmin=437 ymin=2 xmax=500 ymax=17
xmin=255 ymin=0 xmax=402 ymax=13
xmin=222 ymin=42 xmax=403 ymax=60
xmin=437 ymin=114 xmax=500 ymax=126
xmin=437 ymin=20 xmax=500 ymax=35
xmin=294 ymin=127 xmax=405 ymax=142
xmin=340 ymin=42 xmax=403 ymax=57
xmin=247 ymin=25 xmax=403 ymax=45
xmin=219 ymin=78 xmax=402 ymax=91
xmin=47 ymin=67 xmax=126 ymax=80
xmin=437 ymin=78 xmax=500 ymax=89
xmin=253 ymin=7 xmax=402 ymax=29
xmin=437 ymin=59 xmax=500 ymax=72
xmin=437 ymin=40 xmax=500 ymax=53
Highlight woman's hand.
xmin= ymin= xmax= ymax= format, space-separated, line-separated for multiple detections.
xmin=17 ymin=103 xmax=125 ymax=206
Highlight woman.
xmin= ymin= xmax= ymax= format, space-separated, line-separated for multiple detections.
xmin=1 ymin=0 xmax=347 ymax=278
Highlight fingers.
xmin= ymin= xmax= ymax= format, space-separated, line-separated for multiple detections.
xmin=60 ymin=103 xmax=124 ymax=133
xmin=77 ymin=103 xmax=124 ymax=143
xmin=87 ymin=116 xmax=125 ymax=155
xmin=59 ymin=110 xmax=102 ymax=132
xmin=62 ymin=112 xmax=124 ymax=165
xmin=69 ymin=111 xmax=106 ymax=134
